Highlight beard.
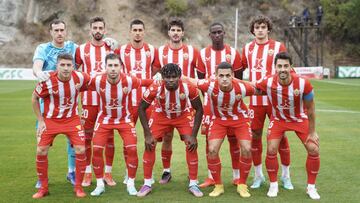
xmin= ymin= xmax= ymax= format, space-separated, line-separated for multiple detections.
xmin=93 ymin=32 xmax=104 ymax=41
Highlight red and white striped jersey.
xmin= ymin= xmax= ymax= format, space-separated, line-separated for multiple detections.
xmin=155 ymin=44 xmax=199 ymax=78
xmin=75 ymin=42 xmax=112 ymax=106
xmin=197 ymin=78 xmax=255 ymax=121
xmin=142 ymin=80 xmax=199 ymax=119
xmin=117 ymin=43 xmax=156 ymax=107
xmin=255 ymin=73 xmax=313 ymax=122
xmin=242 ymin=39 xmax=286 ymax=106
xmin=34 ymin=71 xmax=90 ymax=119
xmin=89 ymin=73 xmax=150 ymax=124
xmin=197 ymin=44 xmax=242 ymax=77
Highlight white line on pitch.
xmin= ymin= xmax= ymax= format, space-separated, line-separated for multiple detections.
xmin=316 ymin=80 xmax=360 ymax=87
xmin=317 ymin=109 xmax=360 ymax=114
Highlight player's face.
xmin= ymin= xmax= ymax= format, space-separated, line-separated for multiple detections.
xmin=57 ymin=59 xmax=73 ymax=79
xmin=50 ymin=23 xmax=66 ymax=44
xmin=217 ymin=68 xmax=233 ymax=89
xmin=275 ymin=59 xmax=292 ymax=80
xmin=209 ymin=25 xmax=225 ymax=44
xmin=130 ymin=24 xmax=145 ymax=43
xmin=253 ymin=22 xmax=269 ymax=40
xmin=168 ymin=25 xmax=184 ymax=43
xmin=163 ymin=73 xmax=180 ymax=91
xmin=91 ymin=21 xmax=106 ymax=41
xmin=106 ymin=58 xmax=121 ymax=80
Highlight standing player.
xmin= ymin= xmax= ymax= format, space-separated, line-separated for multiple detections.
xmin=153 ymin=18 xmax=199 ymax=184
xmin=90 ymin=54 xmax=152 ymax=196
xmin=197 ymin=22 xmax=243 ymax=187
xmin=75 ymin=16 xmax=116 ymax=187
xmin=185 ymin=62 xmax=255 ymax=197
xmin=255 ymin=52 xmax=320 ymax=199
xmin=117 ymin=19 xmax=156 ymax=184
xmin=32 ymin=19 xmax=77 ymax=188
xmin=137 ymin=63 xmax=203 ymax=197
xmin=31 ymin=53 xmax=88 ymax=198
xmin=241 ymin=15 xmax=293 ymax=189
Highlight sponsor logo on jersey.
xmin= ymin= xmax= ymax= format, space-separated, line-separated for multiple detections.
xmin=183 ymin=53 xmax=189 ymax=60
xmin=277 ymin=99 xmax=291 ymax=110
xmin=60 ymin=97 xmax=74 ymax=109
xmin=268 ymin=49 xmax=274 ymax=56
xmin=106 ymin=98 xmax=121 ymax=109
xmin=235 ymin=94 xmax=242 ymax=101
xmin=252 ymin=58 xmax=265 ymax=73
xmin=226 ymin=54 xmax=231 ymax=62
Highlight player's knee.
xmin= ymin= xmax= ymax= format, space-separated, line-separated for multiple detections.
xmin=74 ymin=145 xmax=86 ymax=154
xmin=208 ymin=146 xmax=218 ymax=158
xmin=252 ymin=129 xmax=263 ymax=139
xmin=306 ymin=143 xmax=319 ymax=156
xmin=36 ymin=146 xmax=49 ymax=155
xmin=126 ymin=146 xmax=137 ymax=156
xmin=267 ymin=145 xmax=278 ymax=155
xmin=240 ymin=143 xmax=252 ymax=157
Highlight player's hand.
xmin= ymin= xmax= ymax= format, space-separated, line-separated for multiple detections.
xmin=152 ymin=72 xmax=162 ymax=85
xmin=36 ymin=120 xmax=46 ymax=143
xmin=306 ymin=131 xmax=319 ymax=146
xmin=36 ymin=71 xmax=50 ymax=82
xmin=103 ymin=37 xmax=118 ymax=50
xmin=186 ymin=135 xmax=198 ymax=152
xmin=144 ymin=135 xmax=155 ymax=151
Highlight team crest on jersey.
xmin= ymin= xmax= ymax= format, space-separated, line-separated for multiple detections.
xmin=268 ymin=49 xmax=274 ymax=56
xmin=146 ymin=51 xmax=151 ymax=58
xmin=36 ymin=85 xmax=42 ymax=94
xmin=235 ymin=94 xmax=242 ymax=101
xmin=183 ymin=53 xmax=189 ymax=60
xmin=144 ymin=89 xmax=150 ymax=98
xmin=123 ymin=87 xmax=129 ymax=94
xmin=293 ymin=89 xmax=300 ymax=96
xmin=180 ymin=93 xmax=186 ymax=100
xmin=226 ymin=54 xmax=231 ymax=62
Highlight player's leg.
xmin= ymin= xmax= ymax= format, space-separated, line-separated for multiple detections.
xmin=249 ymin=106 xmax=266 ymax=188
xmin=159 ymin=131 xmax=173 ymax=184
xmin=104 ymin=132 xmax=116 ymax=186
xmin=279 ymin=135 xmax=293 ymax=190
xmin=137 ymin=140 xmax=157 ymax=197
xmin=227 ymin=134 xmax=240 ymax=184
xmin=66 ymin=139 xmax=76 ymax=185
xmin=90 ymin=123 xmax=110 ymax=196
xmin=207 ymin=138 xmax=225 ymax=197
xmin=118 ymin=123 xmax=138 ymax=195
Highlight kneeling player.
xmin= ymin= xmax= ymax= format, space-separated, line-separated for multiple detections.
xmin=31 ymin=53 xmax=89 ymax=198
xmin=137 ymin=63 xmax=204 ymax=197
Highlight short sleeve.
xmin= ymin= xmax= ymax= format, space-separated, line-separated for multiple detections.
xmin=241 ymin=46 xmax=248 ymax=70
xmin=196 ymin=79 xmax=210 ymax=92
xmin=33 ymin=44 xmax=46 ymax=62
xmin=303 ymin=78 xmax=313 ymax=95
xmin=142 ymin=82 xmax=159 ymax=104
xmin=34 ymin=82 xmax=49 ymax=98
xmin=255 ymin=77 xmax=268 ymax=92
xmin=75 ymin=47 xmax=83 ymax=67
xmin=187 ymin=82 xmax=199 ymax=101
xmin=232 ymin=50 xmax=242 ymax=71
xmin=79 ymin=72 xmax=90 ymax=91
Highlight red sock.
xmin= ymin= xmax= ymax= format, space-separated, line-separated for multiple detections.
xmin=125 ymin=146 xmax=138 ymax=179
xmin=205 ymin=135 xmax=211 ymax=175
xmin=306 ymin=154 xmax=320 ymax=184
xmin=75 ymin=153 xmax=86 ymax=187
xmin=143 ymin=150 xmax=155 ymax=179
xmin=279 ymin=136 xmax=290 ymax=166
xmin=85 ymin=137 xmax=92 ymax=166
xmin=228 ymin=136 xmax=240 ymax=170
xmin=161 ymin=149 xmax=172 ymax=169
xmin=251 ymin=137 xmax=262 ymax=166
xmin=186 ymin=148 xmax=198 ymax=180
xmin=208 ymin=156 xmax=222 ymax=184
xmin=123 ymin=146 xmax=128 ymax=163
xmin=105 ymin=134 xmax=114 ymax=167
xmin=92 ymin=146 xmax=104 ymax=179
xmin=239 ymin=156 xmax=252 ymax=184
xmin=266 ymin=152 xmax=278 ymax=182
xmin=36 ymin=155 xmax=48 ymax=189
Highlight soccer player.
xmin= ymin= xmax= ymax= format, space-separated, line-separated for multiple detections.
xmin=254 ymin=52 xmax=320 ymax=199
xmin=137 ymin=63 xmax=203 ymax=197
xmin=153 ymin=18 xmax=199 ymax=184
xmin=75 ymin=16 xmax=116 ymax=187
xmin=117 ymin=19 xmax=157 ymax=184
xmin=184 ymin=62 xmax=255 ymax=197
xmin=197 ymin=22 xmax=243 ymax=187
xmin=90 ymin=53 xmax=152 ymax=196
xmin=32 ymin=19 xmax=77 ymax=188
xmin=31 ymin=53 xmax=89 ymax=198
xmin=241 ymin=15 xmax=293 ymax=189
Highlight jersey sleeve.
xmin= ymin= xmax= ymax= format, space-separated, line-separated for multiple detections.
xmin=232 ymin=50 xmax=242 ymax=71
xmin=152 ymin=48 xmax=161 ymax=73
xmin=187 ymin=82 xmax=199 ymax=101
xmin=255 ymin=77 xmax=268 ymax=92
xmin=87 ymin=77 xmax=97 ymax=91
xmin=196 ymin=54 xmax=206 ymax=74
xmin=79 ymin=72 xmax=90 ymax=91
xmin=191 ymin=47 xmax=200 ymax=72
xmin=34 ymin=82 xmax=49 ymax=98
xmin=279 ymin=42 xmax=287 ymax=52
xmin=142 ymin=83 xmax=158 ymax=104
xmin=242 ymin=81 xmax=256 ymax=96
xmin=303 ymin=78 xmax=313 ymax=95
xmin=241 ymin=46 xmax=248 ymax=70
xmin=130 ymin=75 xmax=142 ymax=89
xmin=196 ymin=79 xmax=210 ymax=92
xmin=32 ymin=44 xmax=46 ymax=62
xmin=75 ymin=47 xmax=83 ymax=67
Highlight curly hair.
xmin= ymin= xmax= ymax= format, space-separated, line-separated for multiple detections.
xmin=160 ymin=63 xmax=182 ymax=78
xmin=249 ymin=15 xmax=272 ymax=35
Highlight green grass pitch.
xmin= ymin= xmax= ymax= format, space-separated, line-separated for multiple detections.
xmin=0 ymin=79 xmax=359 ymax=202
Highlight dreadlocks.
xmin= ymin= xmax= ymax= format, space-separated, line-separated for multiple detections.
xmin=160 ymin=63 xmax=182 ymax=78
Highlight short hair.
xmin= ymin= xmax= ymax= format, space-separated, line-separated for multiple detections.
xmin=168 ymin=18 xmax=184 ymax=31
xmin=160 ymin=63 xmax=182 ymax=78
xmin=274 ymin=52 xmax=293 ymax=66
xmin=216 ymin=62 xmax=233 ymax=72
xmin=105 ymin=53 xmax=120 ymax=64
xmin=209 ymin=22 xmax=224 ymax=32
xmin=49 ymin=19 xmax=66 ymax=30
xmin=249 ymin=15 xmax=273 ymax=35
xmin=90 ymin=16 xmax=105 ymax=27
xmin=130 ymin=19 xmax=145 ymax=29
xmin=57 ymin=53 xmax=73 ymax=62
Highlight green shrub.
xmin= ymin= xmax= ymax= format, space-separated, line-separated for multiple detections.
xmin=165 ymin=0 xmax=188 ymax=16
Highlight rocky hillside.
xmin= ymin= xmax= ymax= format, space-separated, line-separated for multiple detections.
xmin=1 ymin=0 xmax=329 ymax=68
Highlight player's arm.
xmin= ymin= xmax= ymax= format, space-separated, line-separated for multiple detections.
xmin=32 ymin=92 xmax=46 ymax=138
xmin=187 ymin=96 xmax=203 ymax=152
xmin=234 ymin=69 xmax=243 ymax=80
xmin=181 ymin=76 xmax=198 ymax=86
xmin=32 ymin=60 xmax=50 ymax=82
xmin=138 ymin=99 xmax=155 ymax=151
xmin=304 ymin=91 xmax=318 ymax=145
